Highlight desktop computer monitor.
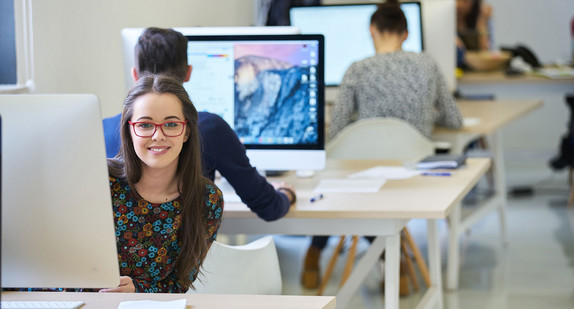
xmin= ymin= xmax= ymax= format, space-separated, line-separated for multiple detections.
xmin=421 ymin=0 xmax=457 ymax=92
xmin=1 ymin=94 xmax=120 ymax=289
xmin=290 ymin=2 xmax=423 ymax=87
xmin=184 ymin=34 xmax=326 ymax=171
xmin=121 ymin=26 xmax=301 ymax=93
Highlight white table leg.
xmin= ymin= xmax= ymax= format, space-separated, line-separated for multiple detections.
xmin=384 ymin=233 xmax=401 ymax=309
xmin=427 ymin=219 xmax=443 ymax=309
xmin=447 ymin=204 xmax=461 ymax=290
xmin=335 ymin=235 xmax=387 ymax=309
xmin=489 ymin=131 xmax=508 ymax=246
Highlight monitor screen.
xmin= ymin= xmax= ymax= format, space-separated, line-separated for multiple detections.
xmin=290 ymin=2 xmax=423 ymax=86
xmin=184 ymin=34 xmax=325 ymax=171
xmin=1 ymin=94 xmax=120 ymax=289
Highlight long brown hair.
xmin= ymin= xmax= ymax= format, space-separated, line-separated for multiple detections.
xmin=108 ymin=74 xmax=207 ymax=289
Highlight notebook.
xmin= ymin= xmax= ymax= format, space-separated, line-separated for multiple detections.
xmin=416 ymin=154 xmax=467 ymax=170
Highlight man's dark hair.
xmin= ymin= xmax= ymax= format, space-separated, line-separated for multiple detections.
xmin=134 ymin=27 xmax=189 ymax=82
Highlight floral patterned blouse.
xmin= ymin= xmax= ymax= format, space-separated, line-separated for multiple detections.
xmin=110 ymin=176 xmax=223 ymax=293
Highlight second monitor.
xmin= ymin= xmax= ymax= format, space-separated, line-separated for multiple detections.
xmin=290 ymin=2 xmax=424 ymax=86
xmin=184 ymin=34 xmax=326 ymax=171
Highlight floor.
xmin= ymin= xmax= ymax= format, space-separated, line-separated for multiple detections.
xmin=258 ymin=163 xmax=574 ymax=308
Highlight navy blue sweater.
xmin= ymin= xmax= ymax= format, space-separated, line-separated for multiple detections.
xmin=103 ymin=112 xmax=290 ymax=221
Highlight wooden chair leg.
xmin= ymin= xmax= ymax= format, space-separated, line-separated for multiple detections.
xmin=402 ymin=228 xmax=431 ymax=287
xmin=317 ymin=236 xmax=346 ymax=296
xmin=401 ymin=233 xmax=419 ymax=292
xmin=339 ymin=236 xmax=359 ymax=287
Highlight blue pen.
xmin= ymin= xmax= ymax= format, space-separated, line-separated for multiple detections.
xmin=422 ymin=172 xmax=452 ymax=176
xmin=310 ymin=194 xmax=324 ymax=203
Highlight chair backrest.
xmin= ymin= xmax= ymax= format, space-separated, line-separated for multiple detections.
xmin=188 ymin=236 xmax=282 ymax=295
xmin=327 ymin=117 xmax=435 ymax=161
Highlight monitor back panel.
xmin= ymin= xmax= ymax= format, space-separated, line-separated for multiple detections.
xmin=1 ymin=94 xmax=120 ymax=289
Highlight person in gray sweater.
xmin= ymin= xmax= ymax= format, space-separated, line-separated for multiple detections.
xmin=328 ymin=25 xmax=462 ymax=140
xmin=301 ymin=0 xmax=463 ymax=293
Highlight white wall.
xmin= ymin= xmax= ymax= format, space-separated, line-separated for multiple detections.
xmin=489 ymin=0 xmax=574 ymax=64
xmin=28 ymin=0 xmax=255 ymax=118
xmin=23 ymin=0 xmax=574 ymax=118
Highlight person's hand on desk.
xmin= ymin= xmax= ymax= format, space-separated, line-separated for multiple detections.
xmin=272 ymin=182 xmax=297 ymax=205
xmin=99 ymin=276 xmax=135 ymax=293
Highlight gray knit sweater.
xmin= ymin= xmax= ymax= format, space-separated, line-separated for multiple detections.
xmin=329 ymin=51 xmax=463 ymax=140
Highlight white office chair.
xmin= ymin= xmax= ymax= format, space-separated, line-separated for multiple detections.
xmin=327 ymin=117 xmax=435 ymax=161
xmin=188 ymin=236 xmax=282 ymax=295
xmin=317 ymin=117 xmax=434 ymax=296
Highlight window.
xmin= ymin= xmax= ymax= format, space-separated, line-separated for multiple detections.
xmin=0 ymin=0 xmax=17 ymax=85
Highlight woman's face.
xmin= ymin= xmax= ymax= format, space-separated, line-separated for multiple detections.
xmin=129 ymin=92 xmax=189 ymax=172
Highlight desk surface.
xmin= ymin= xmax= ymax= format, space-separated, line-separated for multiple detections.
xmin=223 ymin=158 xmax=491 ymax=220
xmin=434 ymin=99 xmax=543 ymax=136
xmin=458 ymin=70 xmax=574 ymax=84
xmin=1 ymin=292 xmax=336 ymax=309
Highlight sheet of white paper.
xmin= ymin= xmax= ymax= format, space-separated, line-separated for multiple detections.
xmin=347 ymin=166 xmax=421 ymax=180
xmin=117 ymin=299 xmax=187 ymax=309
xmin=313 ymin=178 xmax=385 ymax=193
xmin=463 ymin=117 xmax=481 ymax=127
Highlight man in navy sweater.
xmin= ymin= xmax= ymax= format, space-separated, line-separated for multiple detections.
xmin=104 ymin=27 xmax=295 ymax=221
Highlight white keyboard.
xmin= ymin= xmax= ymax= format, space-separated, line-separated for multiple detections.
xmin=0 ymin=301 xmax=85 ymax=309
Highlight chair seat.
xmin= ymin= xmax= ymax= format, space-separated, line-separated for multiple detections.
xmin=188 ymin=236 xmax=282 ymax=295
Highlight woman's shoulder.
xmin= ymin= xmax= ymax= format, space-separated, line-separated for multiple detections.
xmin=201 ymin=178 xmax=224 ymax=208
xmin=398 ymin=51 xmax=432 ymax=62
xmin=108 ymin=175 xmax=123 ymax=186
xmin=108 ymin=175 xmax=129 ymax=192
xmin=202 ymin=178 xmax=221 ymax=193
xmin=404 ymin=52 xmax=438 ymax=69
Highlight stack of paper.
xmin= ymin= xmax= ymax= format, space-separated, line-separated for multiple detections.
xmin=416 ymin=154 xmax=466 ymax=170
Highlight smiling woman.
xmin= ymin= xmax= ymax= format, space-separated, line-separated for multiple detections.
xmin=106 ymin=74 xmax=224 ymax=293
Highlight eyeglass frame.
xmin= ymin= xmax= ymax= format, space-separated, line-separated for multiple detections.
xmin=128 ymin=120 xmax=188 ymax=138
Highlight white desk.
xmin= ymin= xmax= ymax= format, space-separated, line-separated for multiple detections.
xmin=457 ymin=71 xmax=573 ymax=160
xmin=1 ymin=292 xmax=336 ymax=309
xmin=222 ymin=158 xmax=491 ymax=309
xmin=458 ymin=70 xmax=574 ymax=85
xmin=433 ymin=99 xmax=543 ymax=290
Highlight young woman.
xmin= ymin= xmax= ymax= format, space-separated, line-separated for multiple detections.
xmin=103 ymin=74 xmax=223 ymax=293
xmin=302 ymin=0 xmax=462 ymax=291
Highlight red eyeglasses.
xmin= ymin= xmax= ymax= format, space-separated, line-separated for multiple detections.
xmin=128 ymin=121 xmax=188 ymax=138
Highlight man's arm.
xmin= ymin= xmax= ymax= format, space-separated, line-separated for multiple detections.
xmin=198 ymin=113 xmax=291 ymax=221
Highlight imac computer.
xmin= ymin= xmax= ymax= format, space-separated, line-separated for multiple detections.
xmin=184 ymin=34 xmax=326 ymax=171
xmin=290 ymin=2 xmax=423 ymax=87
xmin=121 ymin=26 xmax=300 ymax=93
xmin=420 ymin=0 xmax=457 ymax=92
xmin=1 ymin=94 xmax=120 ymax=289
